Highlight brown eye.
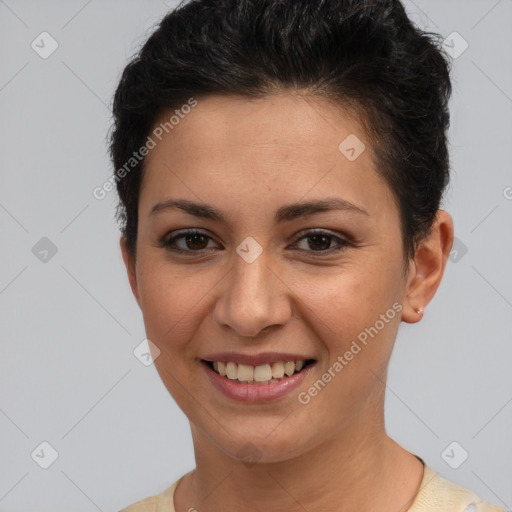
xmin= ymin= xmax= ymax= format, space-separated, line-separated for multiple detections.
xmin=183 ymin=233 xmax=209 ymax=250
xmin=305 ymin=234 xmax=333 ymax=251
xmin=162 ymin=230 xmax=218 ymax=253
xmin=294 ymin=230 xmax=352 ymax=254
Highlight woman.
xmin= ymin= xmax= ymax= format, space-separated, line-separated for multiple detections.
xmin=111 ymin=0 xmax=506 ymax=510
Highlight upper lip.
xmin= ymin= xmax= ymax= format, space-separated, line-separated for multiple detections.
xmin=201 ymin=352 xmax=315 ymax=367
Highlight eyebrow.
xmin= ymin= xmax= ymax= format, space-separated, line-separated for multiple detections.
xmin=150 ymin=197 xmax=369 ymax=223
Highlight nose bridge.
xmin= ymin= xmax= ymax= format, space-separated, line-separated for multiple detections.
xmin=214 ymin=248 xmax=290 ymax=337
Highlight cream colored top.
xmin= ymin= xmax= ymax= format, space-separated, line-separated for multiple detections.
xmin=119 ymin=462 xmax=507 ymax=512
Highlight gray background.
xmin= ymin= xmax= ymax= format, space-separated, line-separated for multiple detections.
xmin=0 ymin=1 xmax=511 ymax=510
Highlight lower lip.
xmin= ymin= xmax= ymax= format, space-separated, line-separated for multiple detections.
xmin=201 ymin=361 xmax=316 ymax=403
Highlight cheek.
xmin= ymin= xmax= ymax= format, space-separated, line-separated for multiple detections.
xmin=292 ymin=271 xmax=403 ymax=429
xmin=136 ymin=259 xmax=201 ymax=353
xmin=291 ymin=255 xmax=404 ymax=341
xmin=137 ymin=262 xmax=208 ymax=410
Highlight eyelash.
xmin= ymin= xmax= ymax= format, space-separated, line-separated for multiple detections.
xmin=160 ymin=229 xmax=353 ymax=256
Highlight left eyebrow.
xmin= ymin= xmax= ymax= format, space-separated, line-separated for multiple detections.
xmin=275 ymin=198 xmax=369 ymax=222
xmin=149 ymin=197 xmax=369 ymax=223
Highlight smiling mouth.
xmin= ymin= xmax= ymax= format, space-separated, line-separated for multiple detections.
xmin=201 ymin=359 xmax=316 ymax=385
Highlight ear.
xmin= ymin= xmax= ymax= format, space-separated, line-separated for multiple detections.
xmin=120 ymin=236 xmax=141 ymax=308
xmin=402 ymin=210 xmax=454 ymax=323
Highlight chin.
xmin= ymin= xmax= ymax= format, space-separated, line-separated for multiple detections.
xmin=210 ymin=425 xmax=315 ymax=466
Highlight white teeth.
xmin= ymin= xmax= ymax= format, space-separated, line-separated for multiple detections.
xmin=226 ymin=361 xmax=238 ymax=380
xmin=209 ymin=359 xmax=311 ymax=382
xmin=254 ymin=363 xmax=272 ymax=382
xmin=284 ymin=361 xmax=295 ymax=376
xmin=237 ymin=363 xmax=254 ymax=382
xmin=271 ymin=361 xmax=285 ymax=379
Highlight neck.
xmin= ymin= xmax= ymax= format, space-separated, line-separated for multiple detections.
xmin=176 ymin=420 xmax=424 ymax=512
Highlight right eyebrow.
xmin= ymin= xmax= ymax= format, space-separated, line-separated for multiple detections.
xmin=150 ymin=199 xmax=225 ymax=221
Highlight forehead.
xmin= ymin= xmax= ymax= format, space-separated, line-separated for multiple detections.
xmin=140 ymin=93 xmax=394 ymax=218
xmin=148 ymin=93 xmax=369 ymax=159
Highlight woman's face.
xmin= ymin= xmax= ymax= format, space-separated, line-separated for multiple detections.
xmin=124 ymin=93 xmax=412 ymax=463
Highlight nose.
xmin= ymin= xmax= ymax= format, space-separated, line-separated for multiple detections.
xmin=213 ymin=251 xmax=291 ymax=338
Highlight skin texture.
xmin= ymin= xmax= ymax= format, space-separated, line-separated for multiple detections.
xmin=121 ymin=93 xmax=454 ymax=512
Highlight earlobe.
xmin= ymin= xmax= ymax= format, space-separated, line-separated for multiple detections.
xmin=402 ymin=210 xmax=454 ymax=324
xmin=120 ymin=236 xmax=141 ymax=307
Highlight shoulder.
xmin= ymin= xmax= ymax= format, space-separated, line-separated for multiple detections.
xmin=409 ymin=465 xmax=507 ymax=512
xmin=118 ymin=477 xmax=181 ymax=512
xmin=119 ymin=495 xmax=158 ymax=512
